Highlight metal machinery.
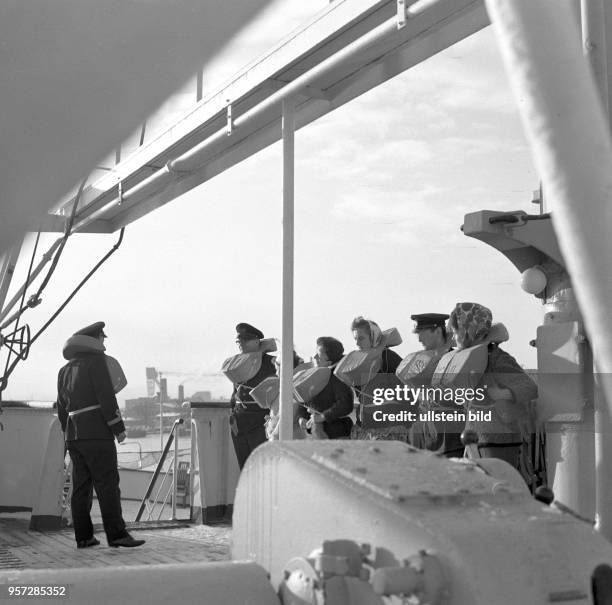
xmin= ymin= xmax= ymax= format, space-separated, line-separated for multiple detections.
xmin=5 ymin=441 xmax=612 ymax=604
xmin=233 ymin=440 xmax=612 ymax=604
xmin=3 ymin=1 xmax=612 ymax=604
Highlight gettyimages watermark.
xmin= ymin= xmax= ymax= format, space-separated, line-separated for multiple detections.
xmin=371 ymin=385 xmax=487 ymax=406
xmin=363 ymin=384 xmax=490 ymax=429
xmin=359 ymin=373 xmax=535 ymax=430
xmin=357 ymin=371 xmax=612 ymax=433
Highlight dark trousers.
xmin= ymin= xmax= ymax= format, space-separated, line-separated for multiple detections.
xmin=323 ymin=417 xmax=353 ymax=439
xmin=231 ymin=426 xmax=266 ymax=470
xmin=67 ymin=439 xmax=126 ymax=544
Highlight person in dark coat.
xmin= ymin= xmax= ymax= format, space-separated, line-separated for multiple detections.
xmin=349 ymin=316 xmax=406 ymax=441
xmin=56 ymin=321 xmax=144 ymax=548
xmin=296 ymin=337 xmax=354 ymax=439
xmin=230 ymin=322 xmax=277 ymax=469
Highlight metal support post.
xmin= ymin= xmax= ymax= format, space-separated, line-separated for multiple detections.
xmin=279 ymin=98 xmax=295 ymax=441
xmin=159 ymin=372 xmax=164 ymax=452
xmin=486 ymin=0 xmax=612 ymax=536
xmin=582 ymin=0 xmax=612 ymax=539
xmin=172 ymin=426 xmax=179 ymax=520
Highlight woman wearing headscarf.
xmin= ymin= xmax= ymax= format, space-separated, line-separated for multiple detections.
xmin=349 ymin=316 xmax=406 ymax=441
xmin=296 ymin=336 xmax=354 ymax=439
xmin=449 ymin=302 xmax=537 ymax=467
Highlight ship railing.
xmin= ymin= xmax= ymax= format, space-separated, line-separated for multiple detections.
xmin=135 ymin=418 xmax=188 ymax=522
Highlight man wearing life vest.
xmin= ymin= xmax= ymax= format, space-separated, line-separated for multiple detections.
xmin=408 ymin=312 xmax=461 ymax=455
xmin=56 ymin=321 xmax=144 ymax=549
xmin=229 ymin=323 xmax=277 ymax=468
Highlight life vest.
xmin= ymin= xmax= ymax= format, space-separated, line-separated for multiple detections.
xmin=61 ymin=335 xmax=127 ymax=394
xmin=293 ymin=367 xmax=332 ymax=403
xmin=249 ymin=376 xmax=279 ymax=409
xmin=221 ymin=352 xmax=263 ymax=384
xmin=334 ymin=349 xmax=382 ymax=387
xmin=395 ymin=350 xmax=442 ymax=387
xmin=334 ymin=327 xmax=402 ymax=387
xmin=105 ymin=355 xmax=127 ymax=393
xmin=221 ymin=338 xmax=278 ymax=385
xmin=429 ymin=323 xmax=508 ymax=389
xmin=431 ymin=344 xmax=489 ymax=389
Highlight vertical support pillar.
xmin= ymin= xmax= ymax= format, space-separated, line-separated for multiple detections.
xmin=172 ymin=424 xmax=178 ymax=520
xmin=582 ymin=0 xmax=612 ymax=539
xmin=485 ymin=0 xmax=612 ymax=535
xmin=279 ymin=98 xmax=295 ymax=441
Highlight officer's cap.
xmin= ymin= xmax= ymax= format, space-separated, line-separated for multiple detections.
xmin=235 ymin=322 xmax=264 ymax=340
xmin=411 ymin=313 xmax=449 ymax=333
xmin=74 ymin=321 xmax=107 ymax=338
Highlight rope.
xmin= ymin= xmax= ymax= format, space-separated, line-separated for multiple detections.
xmin=2 ymin=232 xmax=41 ymax=383
xmin=0 ymin=227 xmax=125 ymax=396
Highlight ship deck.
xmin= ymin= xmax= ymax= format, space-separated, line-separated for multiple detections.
xmin=0 ymin=501 xmax=230 ymax=571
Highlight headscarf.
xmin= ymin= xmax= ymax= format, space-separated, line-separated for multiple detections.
xmin=367 ymin=320 xmax=383 ymax=348
xmin=352 ymin=316 xmax=384 ymax=349
xmin=449 ymin=302 xmax=492 ymax=349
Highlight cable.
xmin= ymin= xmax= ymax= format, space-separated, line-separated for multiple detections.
xmin=2 ymin=232 xmax=40 ymax=382
xmin=0 ymin=227 xmax=125 ymax=396
xmin=31 ymin=177 xmax=86 ymax=301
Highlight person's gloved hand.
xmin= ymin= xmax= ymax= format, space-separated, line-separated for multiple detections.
xmin=117 ymin=431 xmax=126 ymax=444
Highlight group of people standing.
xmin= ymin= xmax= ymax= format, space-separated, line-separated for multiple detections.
xmin=228 ymin=302 xmax=537 ymax=473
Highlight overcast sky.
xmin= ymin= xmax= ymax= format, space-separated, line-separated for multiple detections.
xmin=3 ymin=0 xmax=543 ymax=405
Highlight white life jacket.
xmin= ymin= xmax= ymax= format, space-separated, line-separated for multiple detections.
xmin=334 ymin=327 xmax=402 ymax=387
xmin=221 ymin=352 xmax=263 ymax=384
xmin=249 ymin=375 xmax=279 ymax=409
xmin=293 ymin=367 xmax=332 ymax=404
xmin=395 ymin=350 xmax=442 ymax=387
xmin=334 ymin=349 xmax=382 ymax=387
xmin=431 ymin=344 xmax=489 ymax=389
xmin=62 ymin=335 xmax=127 ymax=394
xmin=105 ymin=355 xmax=127 ymax=393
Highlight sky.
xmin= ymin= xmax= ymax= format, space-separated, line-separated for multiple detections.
xmin=2 ymin=0 xmax=543 ymax=406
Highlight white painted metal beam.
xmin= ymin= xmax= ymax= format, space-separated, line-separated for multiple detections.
xmin=51 ymin=0 xmax=488 ymax=234
xmin=279 ymin=99 xmax=296 ymax=442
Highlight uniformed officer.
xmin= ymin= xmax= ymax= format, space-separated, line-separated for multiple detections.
xmin=56 ymin=321 xmax=145 ymax=548
xmin=411 ymin=313 xmax=451 ymax=355
xmin=230 ymin=322 xmax=276 ymax=469
xmin=410 ymin=312 xmax=462 ymax=456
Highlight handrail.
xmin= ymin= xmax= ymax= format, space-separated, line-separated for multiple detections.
xmin=135 ymin=417 xmax=184 ymax=521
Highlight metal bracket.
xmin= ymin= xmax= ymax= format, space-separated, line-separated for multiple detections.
xmin=397 ymin=0 xmax=406 ymax=29
xmin=226 ymin=101 xmax=233 ymax=136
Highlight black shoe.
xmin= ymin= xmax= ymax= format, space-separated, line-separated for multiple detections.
xmin=109 ymin=533 xmax=145 ymax=548
xmin=77 ymin=537 xmax=100 ymax=549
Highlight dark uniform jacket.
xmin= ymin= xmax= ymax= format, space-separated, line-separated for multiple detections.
xmin=230 ymin=353 xmax=277 ymax=433
xmin=56 ymin=352 xmax=125 ymax=441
